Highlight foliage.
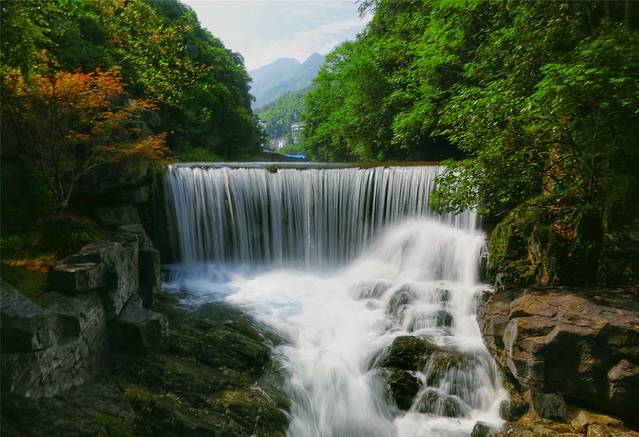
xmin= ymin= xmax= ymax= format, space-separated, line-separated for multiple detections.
xmin=257 ymin=88 xmax=309 ymax=140
xmin=0 ymin=0 xmax=259 ymax=160
xmin=306 ymin=0 xmax=639 ymax=225
xmin=1 ymin=62 xmax=168 ymax=211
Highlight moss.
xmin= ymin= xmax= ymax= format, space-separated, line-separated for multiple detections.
xmin=91 ymin=414 xmax=135 ymax=437
xmin=488 ymin=193 xmax=603 ymax=288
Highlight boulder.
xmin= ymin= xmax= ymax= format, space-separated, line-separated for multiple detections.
xmin=478 ymin=287 xmax=639 ymax=422
xmin=416 ymin=389 xmax=470 ymax=418
xmin=111 ymin=297 xmax=168 ymax=355
xmin=95 ymin=204 xmax=141 ymax=228
xmin=2 ymin=292 xmax=108 ymax=398
xmin=471 ymin=421 xmax=498 ymax=437
xmin=381 ymin=335 xmax=441 ymax=370
xmin=387 ymin=368 xmax=420 ymax=410
xmin=1 ymin=281 xmax=52 ymax=353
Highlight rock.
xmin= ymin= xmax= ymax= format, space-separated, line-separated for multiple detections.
xmin=111 ymin=297 xmax=168 ymax=355
xmin=531 ymin=392 xmax=568 ymax=421
xmin=436 ymin=310 xmax=453 ymax=328
xmin=586 ymin=424 xmax=639 ymax=437
xmin=471 ymin=421 xmax=498 ymax=437
xmin=499 ymin=396 xmax=528 ymax=421
xmin=140 ymin=109 xmax=161 ymax=128
xmin=76 ymin=240 xmax=138 ymax=320
xmin=95 ymin=204 xmax=141 ymax=228
xmin=570 ymin=410 xmax=623 ymax=433
xmin=354 ymin=280 xmax=392 ymax=299
xmin=47 ymin=261 xmax=102 ymax=294
xmin=381 ymin=335 xmax=441 ymax=371
xmin=607 ymin=359 xmax=639 ymax=416
xmin=2 ymin=292 xmax=108 ymax=398
xmin=416 ymin=389 xmax=470 ymax=418
xmin=76 ymin=160 xmax=149 ymax=196
xmin=113 ymin=186 xmax=151 ymax=204
xmin=1 ymin=281 xmax=52 ymax=353
xmin=386 ymin=286 xmax=415 ymax=320
xmin=478 ymin=287 xmax=639 ymax=423
xmin=387 ymin=369 xmax=420 ymax=410
xmin=117 ymin=225 xmax=160 ymax=308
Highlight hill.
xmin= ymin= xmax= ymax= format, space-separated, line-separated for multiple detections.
xmin=250 ymin=53 xmax=324 ymax=109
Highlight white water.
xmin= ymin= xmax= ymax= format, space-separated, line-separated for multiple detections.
xmin=163 ymin=165 xmax=506 ymax=436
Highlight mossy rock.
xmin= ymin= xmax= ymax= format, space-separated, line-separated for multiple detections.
xmin=381 ymin=335 xmax=442 ymax=371
xmin=386 ymin=368 xmax=421 ymax=410
xmin=416 ymin=389 xmax=470 ymax=418
xmin=488 ymin=193 xmax=603 ymax=289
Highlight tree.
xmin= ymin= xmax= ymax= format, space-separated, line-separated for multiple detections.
xmin=1 ymin=61 xmax=168 ymax=212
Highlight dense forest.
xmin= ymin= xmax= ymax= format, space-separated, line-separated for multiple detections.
xmin=257 ymin=87 xmax=308 ymax=140
xmin=304 ymin=0 xmax=639 ymax=212
xmin=1 ymin=0 xmax=260 ymax=162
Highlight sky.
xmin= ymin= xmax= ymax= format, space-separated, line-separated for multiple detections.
xmin=181 ymin=0 xmax=371 ymax=71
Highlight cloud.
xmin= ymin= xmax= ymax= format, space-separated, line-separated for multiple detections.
xmin=246 ymin=14 xmax=371 ymax=70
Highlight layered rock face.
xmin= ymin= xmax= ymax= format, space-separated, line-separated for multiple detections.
xmin=478 ymin=287 xmax=639 ymax=424
xmin=1 ymin=225 xmax=166 ymax=398
xmin=75 ymin=160 xmax=154 ymax=229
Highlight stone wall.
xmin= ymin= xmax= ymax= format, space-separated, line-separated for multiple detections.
xmin=1 ymin=225 xmax=166 ymax=399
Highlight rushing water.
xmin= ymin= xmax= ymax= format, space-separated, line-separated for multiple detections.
xmin=163 ymin=164 xmax=506 ymax=436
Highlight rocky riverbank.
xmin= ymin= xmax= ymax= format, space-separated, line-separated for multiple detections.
xmin=474 ymin=286 xmax=639 ymax=437
xmin=1 ymin=227 xmax=289 ymax=436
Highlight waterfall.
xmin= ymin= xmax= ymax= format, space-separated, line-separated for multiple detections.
xmin=164 ymin=165 xmax=476 ymax=266
xmin=163 ymin=164 xmax=506 ymax=436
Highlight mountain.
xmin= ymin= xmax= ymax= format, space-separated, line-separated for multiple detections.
xmin=250 ymin=53 xmax=325 ymax=109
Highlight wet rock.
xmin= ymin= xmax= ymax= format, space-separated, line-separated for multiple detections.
xmin=478 ymin=287 xmax=639 ymax=422
xmin=471 ymin=421 xmax=498 ymax=437
xmin=381 ymin=335 xmax=441 ymax=370
xmin=436 ymin=310 xmax=453 ymax=328
xmin=386 ymin=286 xmax=415 ymax=320
xmin=354 ymin=280 xmax=392 ymax=299
xmin=95 ymin=204 xmax=141 ymax=228
xmin=111 ymin=297 xmax=168 ymax=355
xmin=531 ymin=392 xmax=568 ymax=421
xmin=387 ymin=368 xmax=420 ymax=410
xmin=499 ymin=396 xmax=528 ymax=421
xmin=416 ymin=389 xmax=470 ymax=418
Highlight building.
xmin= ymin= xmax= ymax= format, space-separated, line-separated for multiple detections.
xmin=290 ymin=123 xmax=304 ymax=145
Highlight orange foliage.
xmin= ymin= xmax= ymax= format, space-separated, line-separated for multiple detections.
xmin=1 ymin=56 xmax=168 ymax=211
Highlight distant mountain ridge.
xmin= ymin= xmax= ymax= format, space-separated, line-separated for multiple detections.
xmin=250 ymin=53 xmax=324 ymax=109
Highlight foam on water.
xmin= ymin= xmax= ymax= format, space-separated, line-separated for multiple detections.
xmin=163 ymin=165 xmax=506 ymax=436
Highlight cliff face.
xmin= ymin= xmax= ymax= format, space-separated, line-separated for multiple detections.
xmin=1 ymin=225 xmax=165 ymax=398
xmin=476 ymin=287 xmax=639 ymax=435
